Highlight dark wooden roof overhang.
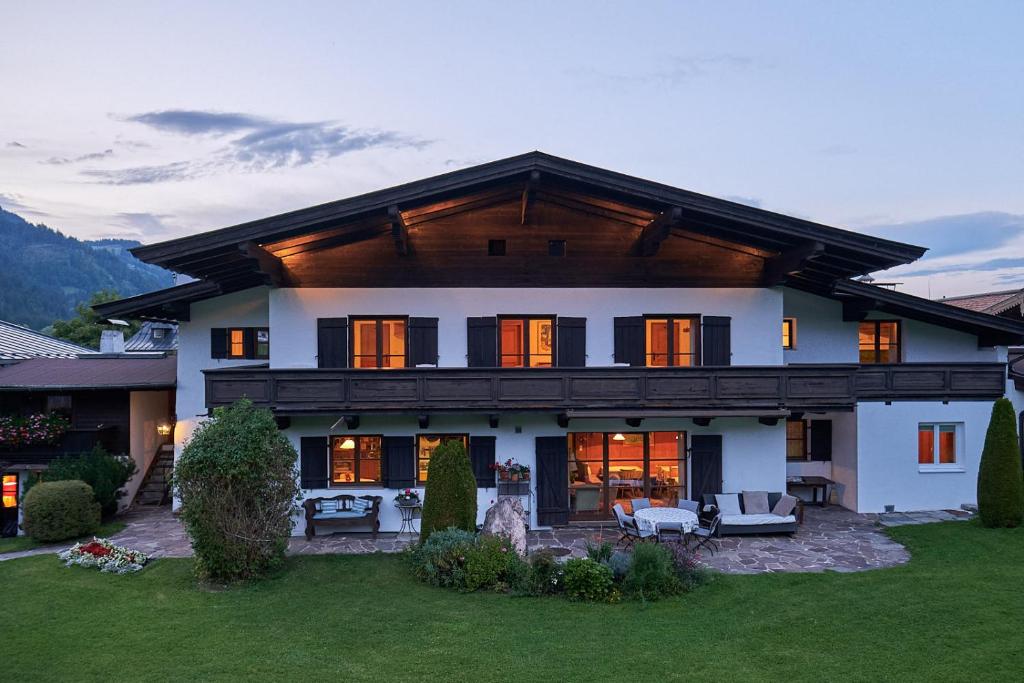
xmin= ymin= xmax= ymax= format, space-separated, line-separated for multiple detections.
xmin=126 ymin=151 xmax=926 ymax=292
xmin=93 ymin=280 xmax=221 ymax=322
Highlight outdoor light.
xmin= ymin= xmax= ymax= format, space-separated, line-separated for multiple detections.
xmin=156 ymin=422 xmax=172 ymax=436
xmin=340 ymin=438 xmax=356 ymax=450
xmin=612 ymin=433 xmax=626 ymax=441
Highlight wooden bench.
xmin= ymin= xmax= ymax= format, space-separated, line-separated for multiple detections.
xmin=303 ymin=494 xmax=383 ymax=540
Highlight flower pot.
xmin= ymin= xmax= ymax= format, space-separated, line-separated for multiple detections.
xmin=499 ymin=471 xmax=510 ymax=481
xmin=521 ymin=472 xmax=530 ymax=481
xmin=511 ymin=473 xmax=519 ymax=482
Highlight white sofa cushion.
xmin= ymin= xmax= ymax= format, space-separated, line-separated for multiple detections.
xmin=722 ymin=513 xmax=797 ymax=526
xmin=715 ymin=493 xmax=742 ymax=515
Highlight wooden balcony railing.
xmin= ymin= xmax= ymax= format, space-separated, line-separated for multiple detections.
xmin=203 ymin=362 xmax=1008 ymax=416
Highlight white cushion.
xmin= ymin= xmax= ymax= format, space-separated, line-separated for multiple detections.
xmin=722 ymin=513 xmax=796 ymax=526
xmin=715 ymin=493 xmax=742 ymax=515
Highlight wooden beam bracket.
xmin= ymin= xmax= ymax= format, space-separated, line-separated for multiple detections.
xmin=388 ymin=205 xmax=410 ymax=256
xmin=239 ymin=241 xmax=286 ymax=287
xmin=520 ymin=170 xmax=540 ymax=225
xmin=761 ymin=241 xmax=825 ymax=286
xmin=635 ymin=206 xmax=683 ymax=256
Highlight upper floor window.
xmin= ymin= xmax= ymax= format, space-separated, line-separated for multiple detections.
xmin=645 ymin=316 xmax=698 ymax=367
xmin=417 ymin=434 xmax=468 ymax=483
xmin=351 ymin=318 xmax=406 ymax=368
xmin=499 ymin=317 xmax=554 ymax=367
xmin=331 ymin=435 xmax=382 ymax=485
xmin=859 ymin=320 xmax=901 ymax=364
xmin=228 ymin=328 xmax=245 ymax=358
xmin=918 ymin=423 xmax=962 ymax=470
xmin=215 ymin=327 xmax=269 ymax=360
xmin=782 ymin=318 xmax=796 ymax=350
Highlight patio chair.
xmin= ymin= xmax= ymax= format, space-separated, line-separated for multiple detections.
xmin=613 ymin=503 xmax=654 ymax=548
xmin=656 ymin=521 xmax=685 ymax=544
xmin=676 ymin=499 xmax=699 ymax=514
xmin=632 ymin=497 xmax=651 ymax=512
xmin=690 ymin=511 xmax=722 ymax=556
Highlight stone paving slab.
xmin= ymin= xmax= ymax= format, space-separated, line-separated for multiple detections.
xmin=872 ymin=509 xmax=973 ymax=527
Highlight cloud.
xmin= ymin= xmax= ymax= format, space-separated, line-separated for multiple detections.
xmin=41 ymin=149 xmax=114 ymax=165
xmin=0 ymin=192 xmax=51 ymax=217
xmin=81 ymin=160 xmax=202 ymax=185
xmin=124 ymin=109 xmax=272 ymax=136
xmin=570 ymin=53 xmax=758 ymax=88
xmin=6 ymin=141 xmax=26 ymax=148
xmin=860 ymin=212 xmax=1024 ymax=258
xmin=113 ymin=212 xmax=177 ymax=237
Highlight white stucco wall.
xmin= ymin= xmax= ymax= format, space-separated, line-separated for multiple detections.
xmin=124 ymin=390 xmax=172 ymax=508
xmin=855 ymin=400 xmax=995 ymax=512
xmin=268 ymin=287 xmax=783 ymax=369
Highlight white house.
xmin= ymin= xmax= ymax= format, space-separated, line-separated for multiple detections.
xmin=96 ymin=152 xmax=1024 ymax=535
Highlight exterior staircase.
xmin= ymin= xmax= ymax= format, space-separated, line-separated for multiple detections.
xmin=134 ymin=444 xmax=174 ymax=506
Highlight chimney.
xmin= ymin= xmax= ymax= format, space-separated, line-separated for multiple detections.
xmin=100 ymin=330 xmax=125 ymax=354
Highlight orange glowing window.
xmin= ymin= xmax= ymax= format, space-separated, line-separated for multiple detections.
xmin=330 ymin=435 xmax=382 ymax=485
xmin=2 ymin=474 xmax=17 ymax=509
xmin=228 ymin=328 xmax=245 ymax=358
xmin=351 ymin=318 xmax=406 ymax=369
xmin=782 ymin=318 xmax=796 ymax=349
xmin=499 ymin=317 xmax=554 ymax=367
xmin=919 ymin=424 xmax=959 ymax=467
xmin=859 ymin=320 xmax=901 ymax=364
xmin=645 ymin=317 xmax=697 ymax=367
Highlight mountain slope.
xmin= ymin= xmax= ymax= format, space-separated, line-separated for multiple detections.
xmin=0 ymin=206 xmax=174 ymax=329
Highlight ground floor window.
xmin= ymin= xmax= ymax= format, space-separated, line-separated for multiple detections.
xmin=918 ymin=423 xmax=961 ymax=469
xmin=417 ymin=434 xmax=468 ymax=483
xmin=568 ymin=432 xmax=686 ymax=520
xmin=331 ymin=436 xmax=382 ymax=484
xmin=1 ymin=473 xmax=18 ymax=538
xmin=786 ymin=418 xmax=807 ymax=460
xmin=1 ymin=474 xmax=16 ymax=509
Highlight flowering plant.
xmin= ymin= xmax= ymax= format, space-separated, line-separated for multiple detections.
xmin=490 ymin=459 xmax=530 ymax=479
xmin=58 ymin=538 xmax=149 ymax=574
xmin=0 ymin=412 xmax=70 ymax=448
xmin=394 ymin=488 xmax=420 ymax=504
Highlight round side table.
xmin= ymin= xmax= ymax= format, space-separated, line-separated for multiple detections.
xmin=396 ymin=503 xmax=422 ymax=536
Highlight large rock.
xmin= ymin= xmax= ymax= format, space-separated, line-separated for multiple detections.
xmin=481 ymin=497 xmax=528 ymax=556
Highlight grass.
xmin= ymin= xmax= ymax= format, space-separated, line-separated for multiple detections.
xmin=0 ymin=521 xmax=1021 ymax=681
xmin=0 ymin=521 xmax=126 ymax=555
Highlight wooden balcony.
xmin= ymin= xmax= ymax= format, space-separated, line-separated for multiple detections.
xmin=203 ymin=362 xmax=1008 ymax=416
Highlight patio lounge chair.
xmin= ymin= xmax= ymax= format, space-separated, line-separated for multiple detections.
xmin=690 ymin=511 xmax=722 ymax=556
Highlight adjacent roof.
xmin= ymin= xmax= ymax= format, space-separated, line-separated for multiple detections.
xmin=0 ymin=320 xmax=96 ymax=362
xmin=0 ymin=355 xmax=176 ymax=390
xmin=940 ymin=288 xmax=1024 ymax=317
xmin=125 ymin=320 xmax=178 ymax=352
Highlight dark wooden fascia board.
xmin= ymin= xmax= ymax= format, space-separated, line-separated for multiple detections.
xmin=92 ymin=280 xmax=221 ymax=322
xmin=635 ymin=207 xmax=683 ymax=256
xmin=762 ymin=241 xmax=825 ymax=286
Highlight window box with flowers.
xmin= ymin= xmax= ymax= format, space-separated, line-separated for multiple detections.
xmin=490 ymin=459 xmax=530 ymax=483
xmin=0 ymin=412 xmax=70 ymax=449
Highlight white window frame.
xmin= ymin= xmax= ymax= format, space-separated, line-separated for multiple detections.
xmin=918 ymin=422 xmax=965 ymax=473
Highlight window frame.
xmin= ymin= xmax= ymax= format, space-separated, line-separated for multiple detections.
xmin=858 ymin=320 xmax=902 ymax=364
xmin=917 ymin=422 xmax=964 ymax=472
xmin=417 ymin=433 xmax=469 ymax=484
xmin=643 ymin=314 xmax=701 ymax=367
xmin=254 ymin=327 xmax=270 ymax=360
xmin=349 ymin=316 xmax=410 ymax=369
xmin=227 ymin=328 xmax=246 ymax=359
xmin=782 ymin=318 xmax=797 ymax=350
xmin=785 ymin=418 xmax=808 ymax=461
xmin=329 ymin=434 xmax=384 ymax=486
xmin=496 ymin=315 xmax=557 ymax=368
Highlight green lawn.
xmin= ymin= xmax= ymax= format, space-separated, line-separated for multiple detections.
xmin=1 ymin=521 xmax=1020 ymax=681
xmin=0 ymin=521 xmax=126 ymax=555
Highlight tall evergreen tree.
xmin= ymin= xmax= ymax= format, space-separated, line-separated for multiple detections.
xmin=977 ymin=398 xmax=1024 ymax=528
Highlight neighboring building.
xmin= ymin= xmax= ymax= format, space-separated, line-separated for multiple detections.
xmin=125 ymin=321 xmax=178 ymax=353
xmin=0 ymin=355 xmax=176 ymax=537
xmin=0 ymin=319 xmax=95 ymax=366
xmin=94 ymin=152 xmax=1024 ymax=535
xmin=941 ymin=288 xmax=1024 ymax=322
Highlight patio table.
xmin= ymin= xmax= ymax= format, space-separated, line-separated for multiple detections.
xmin=633 ymin=507 xmax=698 ymax=535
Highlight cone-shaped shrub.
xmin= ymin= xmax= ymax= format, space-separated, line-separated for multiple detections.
xmin=977 ymin=398 xmax=1024 ymax=528
xmin=419 ymin=440 xmax=477 ymax=543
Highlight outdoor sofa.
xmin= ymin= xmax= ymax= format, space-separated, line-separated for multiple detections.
xmin=303 ymin=494 xmax=383 ymax=540
xmin=701 ymin=492 xmax=801 ymax=536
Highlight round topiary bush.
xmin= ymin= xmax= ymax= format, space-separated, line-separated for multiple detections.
xmin=174 ymin=399 xmax=301 ymax=582
xmin=36 ymin=445 xmax=137 ymax=518
xmin=419 ymin=440 xmax=477 ymax=543
xmin=977 ymin=398 xmax=1024 ymax=528
xmin=22 ymin=480 xmax=100 ymax=542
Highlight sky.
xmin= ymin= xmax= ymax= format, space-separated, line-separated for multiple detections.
xmin=1 ymin=1 xmax=1022 ymax=298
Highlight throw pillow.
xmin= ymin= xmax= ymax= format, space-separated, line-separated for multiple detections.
xmin=351 ymin=498 xmax=370 ymax=514
xmin=320 ymin=499 xmax=339 ymax=514
xmin=771 ymin=494 xmax=798 ymax=517
xmin=715 ymin=493 xmax=741 ymax=515
xmin=742 ymin=491 xmax=771 ymax=514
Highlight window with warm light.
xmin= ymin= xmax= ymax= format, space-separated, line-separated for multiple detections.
xmin=417 ymin=434 xmax=468 ymax=483
xmin=786 ymin=419 xmax=807 ymax=460
xmin=351 ymin=318 xmax=407 ymax=368
xmin=227 ymin=328 xmax=246 ymax=359
xmin=918 ymin=423 xmax=962 ymax=470
xmin=645 ymin=316 xmax=698 ymax=366
xmin=859 ymin=320 xmax=901 ymax=364
xmin=782 ymin=318 xmax=796 ymax=350
xmin=2 ymin=474 xmax=17 ymax=509
xmin=331 ymin=435 xmax=382 ymax=484
xmin=499 ymin=317 xmax=554 ymax=367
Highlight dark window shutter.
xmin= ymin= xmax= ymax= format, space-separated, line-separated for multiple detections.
xmin=810 ymin=420 xmax=833 ymax=461
xmin=536 ymin=436 xmax=569 ymax=526
xmin=299 ymin=436 xmax=329 ymax=489
xmin=469 ymin=436 xmax=496 ymax=488
xmin=690 ymin=435 xmax=723 ymax=502
xmin=317 ymin=318 xmax=348 ymax=368
xmin=467 ymin=317 xmax=497 ymax=367
xmin=210 ymin=328 xmax=227 ymax=359
xmin=242 ymin=327 xmax=256 ymax=359
xmin=613 ymin=316 xmax=644 ymax=366
xmin=382 ymin=436 xmax=416 ymax=488
xmin=556 ymin=317 xmax=586 ymax=367
xmin=409 ymin=317 xmax=439 ymax=367
xmin=702 ymin=316 xmax=732 ymax=366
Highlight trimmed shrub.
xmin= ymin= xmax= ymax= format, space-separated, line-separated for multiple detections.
xmin=419 ymin=440 xmax=477 ymax=543
xmin=977 ymin=398 xmax=1024 ymax=528
xmin=623 ymin=542 xmax=681 ymax=601
xmin=463 ymin=535 xmax=526 ymax=592
xmin=36 ymin=445 xmax=137 ymax=518
xmin=606 ymin=550 xmax=632 ymax=581
xmin=407 ymin=527 xmax=476 ymax=588
xmin=563 ymin=557 xmax=616 ymax=602
xmin=22 ymin=480 xmax=100 ymax=542
xmin=174 ymin=399 xmax=301 ymax=582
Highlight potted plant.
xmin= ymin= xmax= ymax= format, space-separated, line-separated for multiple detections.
xmin=394 ymin=489 xmax=420 ymax=506
xmin=490 ymin=461 xmax=511 ymax=481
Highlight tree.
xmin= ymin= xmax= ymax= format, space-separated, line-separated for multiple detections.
xmin=977 ymin=398 xmax=1024 ymax=528
xmin=419 ymin=440 xmax=478 ymax=543
xmin=50 ymin=290 xmax=140 ymax=349
xmin=174 ymin=399 xmax=301 ymax=581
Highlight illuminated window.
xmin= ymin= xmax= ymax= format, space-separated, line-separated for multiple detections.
xmin=417 ymin=434 xmax=468 ymax=483
xmin=786 ymin=419 xmax=807 ymax=460
xmin=782 ymin=318 xmax=796 ymax=350
xmin=499 ymin=317 xmax=554 ymax=367
xmin=330 ymin=436 xmax=382 ymax=484
xmin=859 ymin=320 xmax=901 ymax=364
xmin=228 ymin=328 xmax=245 ymax=359
xmin=351 ymin=318 xmax=407 ymax=368
xmin=645 ymin=316 xmax=697 ymax=367
xmin=2 ymin=474 xmax=16 ymax=509
xmin=918 ymin=423 xmax=961 ymax=469
xmin=255 ymin=328 xmax=270 ymax=359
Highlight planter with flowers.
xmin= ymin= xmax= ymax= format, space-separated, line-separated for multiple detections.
xmin=394 ymin=489 xmax=421 ymax=506
xmin=59 ymin=538 xmax=149 ymax=574
xmin=491 ymin=459 xmax=530 ymax=482
xmin=0 ymin=412 xmax=70 ymax=449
